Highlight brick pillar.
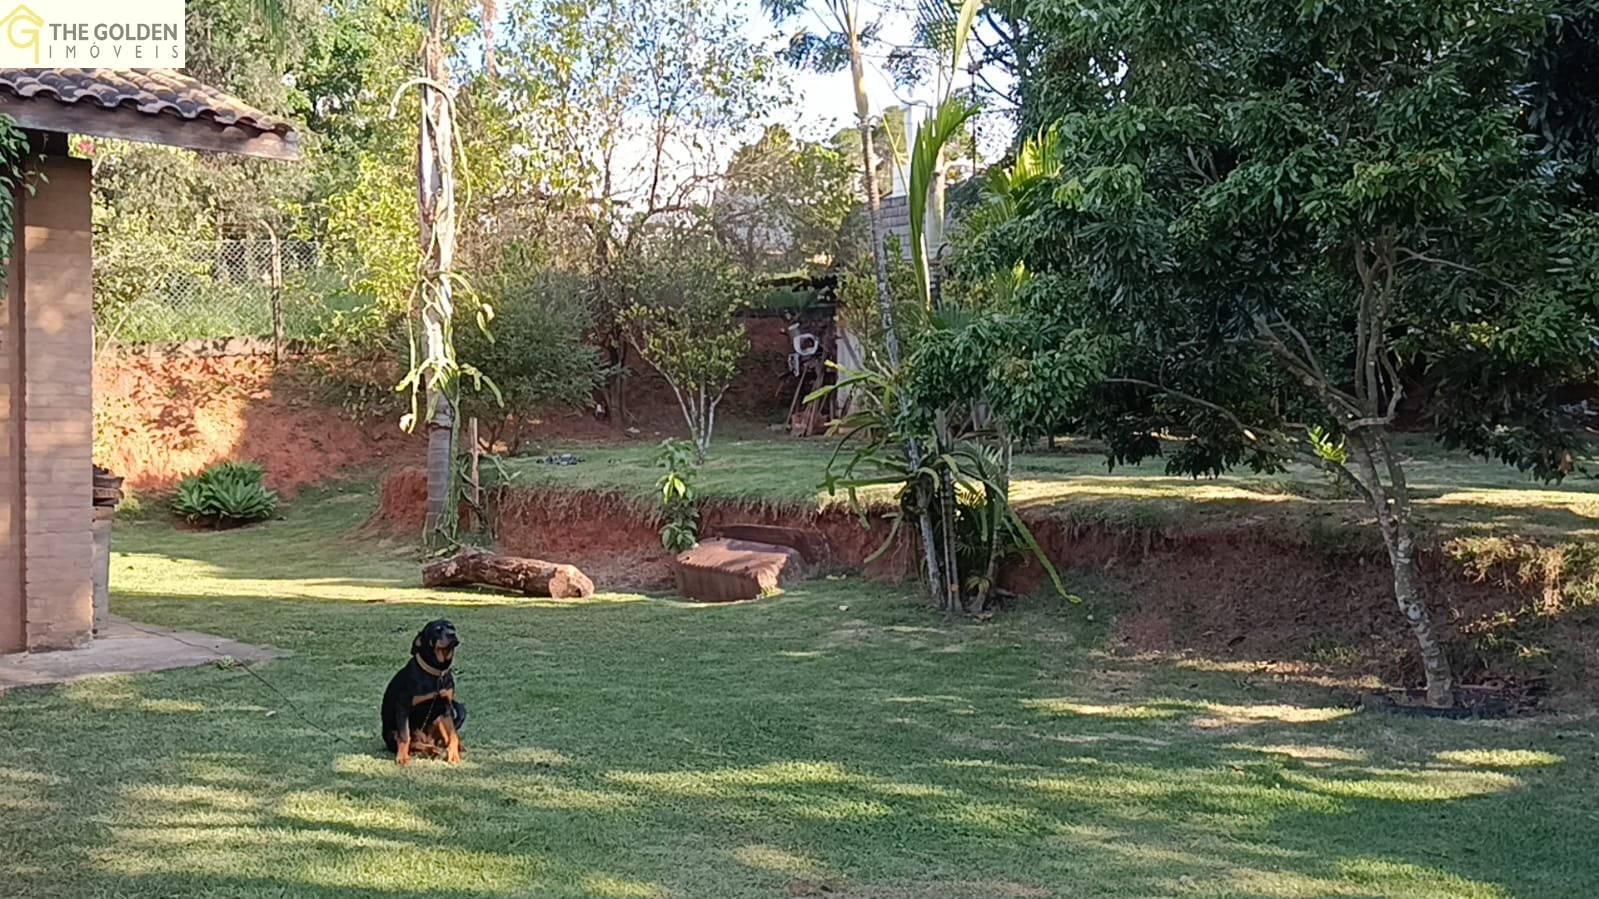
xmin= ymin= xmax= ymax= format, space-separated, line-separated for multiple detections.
xmin=8 ymin=152 xmax=94 ymax=651
xmin=0 ymin=186 xmax=20 ymax=653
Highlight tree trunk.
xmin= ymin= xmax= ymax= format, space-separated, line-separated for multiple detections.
xmin=424 ymin=416 xmax=454 ymax=537
xmin=850 ymin=33 xmax=894 ymax=360
xmin=605 ymin=340 xmax=629 ymax=427
xmin=849 ymin=25 xmax=947 ymax=610
xmin=592 ymin=225 xmax=628 ymax=430
xmin=1388 ymin=528 xmax=1454 ymax=707
xmin=939 ymin=472 xmax=959 ymax=610
xmin=507 ymin=418 xmax=523 ymax=456
xmin=418 ymin=4 xmax=457 ymax=545
xmin=706 ymin=393 xmax=720 ymax=456
xmin=925 ymin=133 xmax=946 ymax=303
xmin=697 ymin=384 xmax=710 ymax=456
xmin=1351 ymin=432 xmax=1455 ymax=707
xmin=934 ymin=410 xmax=961 ymax=611
xmin=1316 ymin=239 xmax=1455 ymax=706
xmin=423 ymin=548 xmax=595 ymax=598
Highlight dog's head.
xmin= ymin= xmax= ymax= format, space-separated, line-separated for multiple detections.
xmin=411 ymin=619 xmax=459 ymax=670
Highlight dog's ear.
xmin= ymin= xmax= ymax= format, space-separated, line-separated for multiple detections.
xmin=412 ymin=630 xmax=426 ymax=655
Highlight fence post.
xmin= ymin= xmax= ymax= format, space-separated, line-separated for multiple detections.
xmin=268 ymin=226 xmax=284 ymax=363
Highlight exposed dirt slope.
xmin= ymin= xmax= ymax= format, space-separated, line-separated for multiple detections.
xmin=94 ymin=354 xmax=420 ymax=496
xmin=372 ymin=471 xmax=1599 ymax=699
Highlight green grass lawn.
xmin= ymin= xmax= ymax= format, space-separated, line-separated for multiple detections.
xmin=501 ymin=437 xmax=1599 ymax=539
xmin=2 ymin=483 xmax=1596 ymax=897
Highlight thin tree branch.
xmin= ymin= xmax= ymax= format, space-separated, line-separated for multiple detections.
xmin=1396 ymin=246 xmax=1525 ymax=297
xmin=1251 ymin=319 xmax=1362 ymax=415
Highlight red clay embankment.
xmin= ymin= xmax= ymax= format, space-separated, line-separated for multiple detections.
xmin=372 ymin=468 xmax=1599 ymax=696
xmin=92 ymin=314 xmax=798 ymax=496
xmin=94 ymin=353 xmax=420 ymax=496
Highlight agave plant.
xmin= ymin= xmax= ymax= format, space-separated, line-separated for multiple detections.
xmin=171 ymin=461 xmax=279 ymax=528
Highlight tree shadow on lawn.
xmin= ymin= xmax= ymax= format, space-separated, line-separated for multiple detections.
xmin=4 ymin=588 xmax=1595 ymax=898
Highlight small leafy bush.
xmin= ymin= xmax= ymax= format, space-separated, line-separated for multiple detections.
xmin=172 ymin=461 xmax=278 ymax=528
xmin=655 ymin=439 xmax=700 ymax=552
xmin=455 ymin=264 xmax=607 ymax=453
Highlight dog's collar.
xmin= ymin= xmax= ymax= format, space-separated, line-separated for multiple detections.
xmin=414 ymin=653 xmax=451 ymax=677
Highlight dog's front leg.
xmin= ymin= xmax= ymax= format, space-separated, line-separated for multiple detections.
xmin=394 ymin=724 xmax=412 ymax=765
xmin=387 ymin=699 xmax=414 ymax=765
xmin=436 ymin=714 xmax=461 ymax=763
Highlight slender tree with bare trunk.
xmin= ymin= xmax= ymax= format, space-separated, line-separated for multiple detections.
xmin=416 ymin=3 xmax=457 ymax=543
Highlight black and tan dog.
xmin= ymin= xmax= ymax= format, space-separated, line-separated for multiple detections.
xmin=382 ymin=619 xmax=467 ymax=765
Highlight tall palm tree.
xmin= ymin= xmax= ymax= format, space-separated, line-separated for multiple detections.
xmin=409 ymin=0 xmax=499 ymax=545
xmin=416 ymin=0 xmax=458 ymax=543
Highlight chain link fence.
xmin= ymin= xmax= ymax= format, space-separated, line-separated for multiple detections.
xmin=96 ymin=239 xmax=357 ymax=347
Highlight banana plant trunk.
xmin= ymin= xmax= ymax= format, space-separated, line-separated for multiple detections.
xmin=418 ymin=3 xmax=457 ymax=545
xmin=972 ymin=427 xmax=1012 ymax=613
xmin=848 ymin=27 xmax=947 ymax=609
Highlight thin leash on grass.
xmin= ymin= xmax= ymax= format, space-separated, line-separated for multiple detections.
xmin=115 ymin=618 xmax=359 ymax=748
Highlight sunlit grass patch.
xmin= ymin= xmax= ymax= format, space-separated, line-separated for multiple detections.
xmin=1238 ymin=744 xmax=1369 ymax=763
xmin=1189 ymin=704 xmax=1355 ymax=729
xmin=275 ymin=791 xmax=442 ymax=833
xmin=1021 ymin=699 xmax=1181 ymax=720
xmin=579 ymin=874 xmax=667 ymax=898
xmin=606 ymin=761 xmax=861 ymax=798
xmin=730 ymin=843 xmax=830 ymax=878
xmin=1276 ymin=767 xmax=1523 ymax=802
xmin=1218 ymin=856 xmax=1513 ymax=898
xmin=1435 ymin=748 xmax=1564 ymax=768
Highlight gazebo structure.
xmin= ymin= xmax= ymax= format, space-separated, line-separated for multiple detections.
xmin=0 ymin=69 xmax=298 ymax=654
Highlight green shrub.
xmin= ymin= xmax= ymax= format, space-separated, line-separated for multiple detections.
xmin=654 ymin=439 xmax=700 ymax=552
xmin=292 ymin=304 xmax=410 ymax=425
xmin=456 ymin=264 xmax=607 ymax=452
xmin=171 ymin=461 xmax=279 ymax=528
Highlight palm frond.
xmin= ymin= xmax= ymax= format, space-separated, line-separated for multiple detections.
xmin=950 ymin=0 xmax=982 ymax=76
xmin=909 ymin=97 xmax=979 ymax=305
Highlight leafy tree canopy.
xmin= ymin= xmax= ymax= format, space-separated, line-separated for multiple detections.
xmin=968 ymin=0 xmax=1599 ymax=480
xmin=712 ymin=125 xmax=860 ymax=273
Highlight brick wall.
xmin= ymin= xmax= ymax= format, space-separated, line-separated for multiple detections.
xmin=880 ymin=195 xmax=912 ymax=259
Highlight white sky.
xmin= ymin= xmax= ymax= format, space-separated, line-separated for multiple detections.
xmin=455 ymin=0 xmax=1016 ymax=205
xmin=736 ymin=0 xmax=1016 ymax=161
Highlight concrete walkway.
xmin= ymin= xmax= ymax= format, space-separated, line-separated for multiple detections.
xmin=0 ymin=615 xmax=280 ymax=690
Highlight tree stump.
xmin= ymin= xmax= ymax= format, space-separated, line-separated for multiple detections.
xmin=671 ymin=539 xmax=802 ymax=602
xmin=423 ymin=548 xmax=595 ymax=599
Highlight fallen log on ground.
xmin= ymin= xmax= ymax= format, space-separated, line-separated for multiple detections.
xmin=422 ymin=548 xmax=595 ymax=599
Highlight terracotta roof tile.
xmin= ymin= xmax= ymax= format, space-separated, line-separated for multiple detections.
xmin=0 ymin=67 xmax=296 ymax=136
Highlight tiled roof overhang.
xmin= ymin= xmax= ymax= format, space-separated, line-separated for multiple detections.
xmin=0 ymin=68 xmax=300 ymax=160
